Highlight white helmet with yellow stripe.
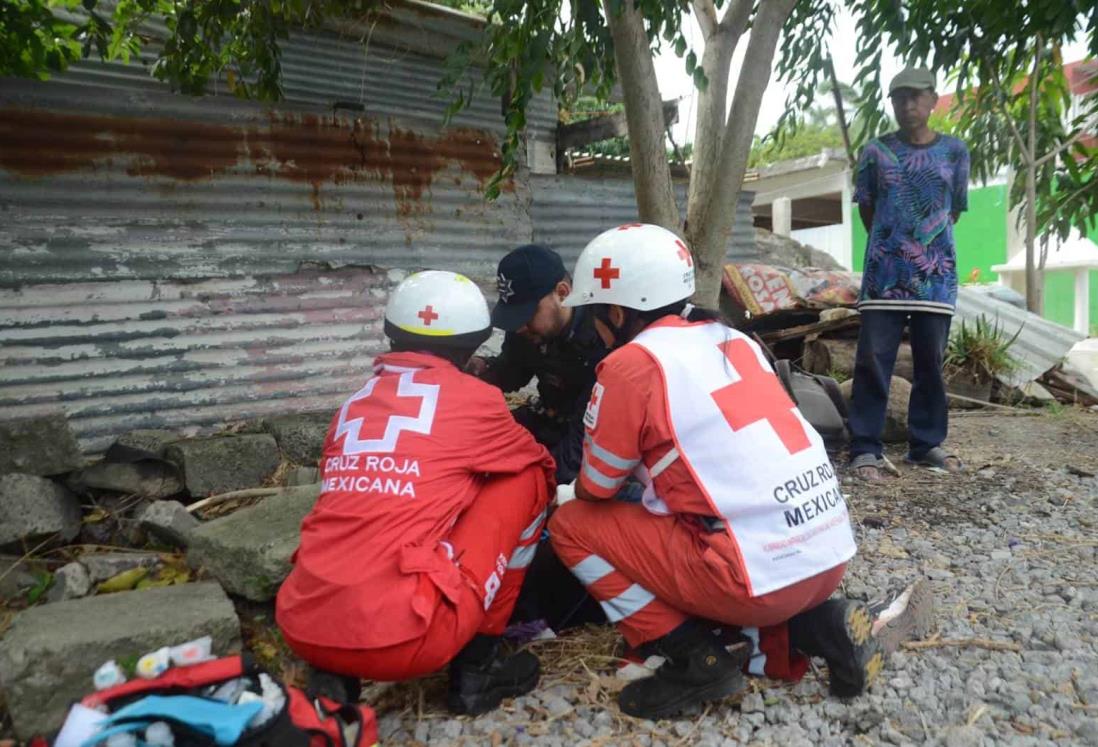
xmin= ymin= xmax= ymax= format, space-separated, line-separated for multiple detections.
xmin=384 ymin=270 xmax=492 ymax=349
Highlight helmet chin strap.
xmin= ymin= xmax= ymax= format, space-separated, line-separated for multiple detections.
xmin=593 ymin=305 xmax=639 ymax=348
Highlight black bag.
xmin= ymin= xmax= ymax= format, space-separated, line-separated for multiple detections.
xmin=749 ymin=333 xmax=849 ymax=453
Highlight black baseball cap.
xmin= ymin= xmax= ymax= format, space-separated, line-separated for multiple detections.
xmin=491 ymin=244 xmax=567 ymax=331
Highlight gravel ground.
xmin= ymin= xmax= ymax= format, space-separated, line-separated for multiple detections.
xmin=366 ymin=409 xmax=1098 ymax=746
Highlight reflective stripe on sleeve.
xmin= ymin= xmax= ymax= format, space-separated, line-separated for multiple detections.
xmin=584 ymin=435 xmax=640 ymax=472
xmin=570 ymin=555 xmax=615 ymax=587
xmin=582 ymin=460 xmax=626 ymax=491
xmin=600 ymin=583 xmax=656 ymax=623
xmin=507 ymin=543 xmax=538 ymax=569
xmin=649 ymin=447 xmax=680 ymax=478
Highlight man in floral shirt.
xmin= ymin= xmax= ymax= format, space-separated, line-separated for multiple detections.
xmin=849 ymin=66 xmax=970 ymax=481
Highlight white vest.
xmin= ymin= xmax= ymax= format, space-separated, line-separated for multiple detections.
xmin=631 ymin=321 xmax=857 ymax=597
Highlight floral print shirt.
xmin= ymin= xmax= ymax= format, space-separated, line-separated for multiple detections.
xmin=853 ymin=132 xmax=970 ymax=314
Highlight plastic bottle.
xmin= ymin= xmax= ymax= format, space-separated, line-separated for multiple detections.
xmin=92 ymin=660 xmax=127 ymax=690
xmin=135 ymin=647 xmax=171 ymax=679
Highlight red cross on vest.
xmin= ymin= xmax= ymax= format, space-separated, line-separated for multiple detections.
xmin=710 ymin=339 xmax=811 ymax=455
xmin=675 ymin=239 xmax=694 ymax=267
xmin=593 ymin=258 xmax=621 ymax=289
xmin=417 ymin=305 xmax=439 ymax=326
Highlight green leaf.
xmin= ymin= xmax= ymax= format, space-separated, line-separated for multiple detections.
xmin=97 ymin=567 xmax=149 ymax=593
xmin=26 ymin=571 xmax=53 ymax=605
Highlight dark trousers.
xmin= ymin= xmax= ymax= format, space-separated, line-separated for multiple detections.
xmin=849 ymin=310 xmax=952 ymax=459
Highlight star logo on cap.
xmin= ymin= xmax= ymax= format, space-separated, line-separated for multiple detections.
xmin=497 ymin=273 xmax=514 ymax=303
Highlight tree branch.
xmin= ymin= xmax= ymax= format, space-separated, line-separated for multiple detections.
xmin=983 ymin=61 xmax=1032 ymax=167
xmin=718 ymin=0 xmax=753 ymax=34
xmin=685 ymin=0 xmax=752 ymax=235
xmin=692 ymin=0 xmax=718 ymax=39
xmin=688 ymin=0 xmax=798 ymax=307
xmin=602 ymin=0 xmax=680 ymax=229
xmin=1034 ymin=114 xmax=1097 ymax=168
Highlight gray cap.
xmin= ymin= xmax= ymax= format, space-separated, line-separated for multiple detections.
xmin=889 ymin=66 xmax=936 ymax=95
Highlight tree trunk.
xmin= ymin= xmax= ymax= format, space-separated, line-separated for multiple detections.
xmin=1024 ymin=35 xmax=1044 ymax=315
xmin=602 ymin=0 xmax=680 ymax=230
xmin=687 ymin=0 xmax=798 ymax=309
xmin=686 ymin=0 xmax=751 ymax=235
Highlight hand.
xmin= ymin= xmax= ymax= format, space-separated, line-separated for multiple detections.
xmin=465 ymin=356 xmax=489 ymax=376
xmin=555 ymin=481 xmax=576 ymax=506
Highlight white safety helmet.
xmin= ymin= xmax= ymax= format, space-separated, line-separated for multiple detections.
xmin=384 ymin=270 xmax=491 ymax=349
xmin=563 ymin=223 xmax=696 ymax=310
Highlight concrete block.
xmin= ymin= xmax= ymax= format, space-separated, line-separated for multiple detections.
xmin=67 ymin=460 xmax=184 ymax=499
xmin=44 ymin=562 xmax=91 ymax=604
xmin=137 ymin=500 xmax=199 ymax=548
xmin=262 ymin=412 xmax=332 ymax=466
xmin=164 ymin=434 xmax=281 ymax=497
xmin=0 ymin=474 xmax=81 ymax=548
xmin=107 ymin=429 xmax=181 ymax=460
xmin=186 ymin=484 xmax=319 ymax=601
xmin=0 ymin=414 xmax=83 ymax=476
xmin=0 ymin=581 xmax=240 ymax=739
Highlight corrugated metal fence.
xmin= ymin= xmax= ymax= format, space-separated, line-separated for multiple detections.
xmin=0 ymin=5 xmax=751 ymax=452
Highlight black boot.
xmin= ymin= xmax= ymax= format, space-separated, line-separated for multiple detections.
xmin=447 ymin=634 xmax=540 ymax=715
xmin=305 ymin=666 xmax=362 ymax=704
xmin=618 ymin=620 xmax=746 ymax=720
xmin=789 ymin=598 xmax=883 ymax=698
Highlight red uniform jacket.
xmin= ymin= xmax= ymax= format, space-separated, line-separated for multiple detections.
xmin=276 ymin=352 xmax=555 ymax=650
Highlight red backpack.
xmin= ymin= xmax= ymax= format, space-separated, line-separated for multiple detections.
xmin=72 ymin=655 xmax=377 ymax=747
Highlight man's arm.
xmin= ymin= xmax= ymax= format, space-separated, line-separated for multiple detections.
xmin=858 ymin=203 xmax=875 ymax=232
xmin=474 ymin=334 xmax=536 ymax=393
xmin=853 ymin=142 xmax=877 ymax=231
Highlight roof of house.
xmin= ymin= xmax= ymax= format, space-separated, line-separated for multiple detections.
xmin=935 ymin=58 xmax=1097 ymax=116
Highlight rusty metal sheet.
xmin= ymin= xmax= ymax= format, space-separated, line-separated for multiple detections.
xmin=0 ymin=79 xmax=530 ymax=286
xmin=530 ymin=174 xmax=756 ymax=266
xmin=0 ymin=266 xmax=394 ymax=453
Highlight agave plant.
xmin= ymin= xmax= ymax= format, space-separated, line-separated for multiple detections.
xmin=945 ymin=315 xmax=1022 ymax=383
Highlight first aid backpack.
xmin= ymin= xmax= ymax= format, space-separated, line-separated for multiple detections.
xmin=66 ymin=655 xmax=377 ymax=747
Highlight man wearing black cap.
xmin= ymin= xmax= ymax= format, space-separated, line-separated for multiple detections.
xmin=468 ymin=244 xmax=612 ymax=631
xmin=468 ymin=244 xmax=610 ymax=486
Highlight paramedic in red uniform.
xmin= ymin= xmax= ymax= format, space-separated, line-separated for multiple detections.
xmin=276 ymin=270 xmax=556 ymax=715
xmin=550 ymin=224 xmax=882 ymax=720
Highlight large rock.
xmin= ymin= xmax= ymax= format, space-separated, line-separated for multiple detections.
xmin=67 ymin=460 xmax=184 ymax=499
xmin=186 ymin=484 xmax=319 ymax=601
xmin=0 ymin=581 xmax=240 ymax=739
xmin=753 ymin=228 xmax=843 ymax=270
xmin=262 ymin=412 xmax=333 ymax=466
xmin=0 ymin=474 xmax=82 ymax=548
xmin=107 ymin=429 xmax=181 ymax=460
xmin=839 ymin=377 xmax=911 ymax=443
xmin=138 ymin=500 xmax=200 ymax=547
xmin=164 ymin=434 xmax=281 ymax=497
xmin=44 ymin=562 xmax=91 ymax=604
xmin=0 ymin=414 xmax=83 ymax=477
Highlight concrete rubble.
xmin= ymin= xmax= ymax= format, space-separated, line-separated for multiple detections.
xmin=261 ymin=411 xmax=331 ymax=466
xmin=0 ymin=582 xmax=240 ymax=739
xmin=186 ymin=484 xmax=319 ymax=601
xmin=164 ymin=434 xmax=281 ymax=497
xmin=137 ymin=500 xmax=199 ymax=547
xmin=0 ymin=473 xmax=82 ymax=549
xmin=0 ymin=414 xmax=84 ymax=477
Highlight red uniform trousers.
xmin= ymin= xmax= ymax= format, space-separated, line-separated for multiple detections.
xmin=284 ymin=466 xmax=550 ymax=681
xmin=550 ymin=499 xmax=846 ymax=681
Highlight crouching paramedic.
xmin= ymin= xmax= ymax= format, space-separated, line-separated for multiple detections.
xmin=549 ymin=224 xmax=882 ymax=720
xmin=276 ymin=271 xmax=556 ymax=715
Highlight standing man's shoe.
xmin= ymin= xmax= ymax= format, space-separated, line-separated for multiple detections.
xmin=618 ymin=620 xmax=747 ymax=719
xmin=447 ymin=634 xmax=541 ymax=715
xmin=789 ymin=599 xmax=883 ymax=697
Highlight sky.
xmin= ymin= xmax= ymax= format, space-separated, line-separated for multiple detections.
xmin=652 ymin=7 xmax=1092 ymax=145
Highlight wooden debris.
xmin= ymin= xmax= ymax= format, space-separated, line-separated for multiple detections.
xmin=186 ymin=487 xmax=282 ymax=514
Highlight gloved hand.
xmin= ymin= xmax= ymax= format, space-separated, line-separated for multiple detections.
xmin=555 ymin=480 xmax=576 ymax=506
